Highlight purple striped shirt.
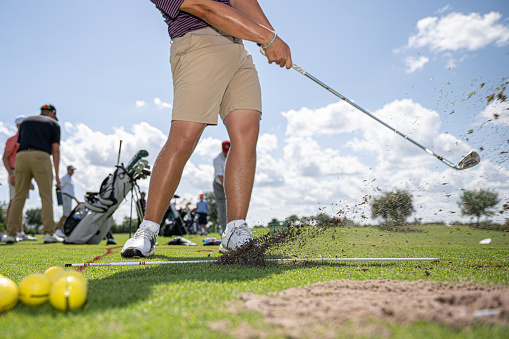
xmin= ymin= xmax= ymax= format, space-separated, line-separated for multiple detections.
xmin=150 ymin=0 xmax=231 ymax=39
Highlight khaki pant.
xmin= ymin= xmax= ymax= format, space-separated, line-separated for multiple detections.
xmin=6 ymin=150 xmax=54 ymax=236
xmin=213 ymin=180 xmax=227 ymax=230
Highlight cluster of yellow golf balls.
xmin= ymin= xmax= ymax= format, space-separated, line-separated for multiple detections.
xmin=0 ymin=266 xmax=88 ymax=313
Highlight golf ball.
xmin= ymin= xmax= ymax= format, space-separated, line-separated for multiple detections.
xmin=18 ymin=273 xmax=51 ymax=306
xmin=0 ymin=275 xmax=19 ymax=312
xmin=49 ymin=275 xmax=88 ymax=312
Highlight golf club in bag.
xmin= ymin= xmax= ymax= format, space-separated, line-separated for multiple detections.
xmin=262 ymin=49 xmax=480 ymax=170
xmin=63 ymin=150 xmax=151 ymax=244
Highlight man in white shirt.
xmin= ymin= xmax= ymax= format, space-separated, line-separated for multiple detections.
xmin=213 ymin=140 xmax=229 ymax=233
xmin=56 ymin=165 xmax=80 ymax=237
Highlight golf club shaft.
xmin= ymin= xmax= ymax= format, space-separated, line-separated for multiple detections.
xmin=290 ymin=63 xmax=457 ymax=168
xmin=117 ymin=140 xmax=122 ymax=167
xmin=65 ymin=257 xmax=439 ymax=267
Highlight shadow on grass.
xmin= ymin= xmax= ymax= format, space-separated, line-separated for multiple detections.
xmin=76 ymin=259 xmax=405 ymax=312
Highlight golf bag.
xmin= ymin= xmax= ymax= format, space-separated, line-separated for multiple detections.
xmin=161 ymin=203 xmax=196 ymax=237
xmin=63 ymin=151 xmax=150 ymax=244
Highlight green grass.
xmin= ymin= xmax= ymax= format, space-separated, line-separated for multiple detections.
xmin=1 ymin=224 xmax=508 ymax=338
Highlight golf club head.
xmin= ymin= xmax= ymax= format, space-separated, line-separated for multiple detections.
xmin=455 ymin=151 xmax=480 ymax=170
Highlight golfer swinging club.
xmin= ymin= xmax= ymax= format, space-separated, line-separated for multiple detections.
xmin=121 ymin=0 xmax=292 ymax=257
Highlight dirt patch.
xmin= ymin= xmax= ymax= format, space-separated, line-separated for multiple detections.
xmin=211 ymin=279 xmax=509 ymax=338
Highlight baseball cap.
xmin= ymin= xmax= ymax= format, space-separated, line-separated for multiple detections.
xmin=41 ymin=104 xmax=58 ymax=121
xmin=15 ymin=115 xmax=25 ymax=125
xmin=222 ymin=140 xmax=230 ymax=153
xmin=67 ymin=165 xmax=76 ymax=170
xmin=199 ymin=193 xmax=204 ymax=197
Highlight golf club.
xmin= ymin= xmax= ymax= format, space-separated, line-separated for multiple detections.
xmin=264 ymin=49 xmax=480 ymax=170
xmin=65 ymin=257 xmax=439 ymax=267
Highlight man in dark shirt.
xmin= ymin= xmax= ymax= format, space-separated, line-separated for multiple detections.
xmin=5 ymin=104 xmax=62 ymax=244
xmin=121 ymin=0 xmax=292 ymax=257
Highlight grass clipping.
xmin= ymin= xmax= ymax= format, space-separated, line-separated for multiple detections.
xmin=216 ymin=223 xmax=330 ymax=266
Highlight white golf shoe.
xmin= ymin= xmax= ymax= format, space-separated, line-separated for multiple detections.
xmin=121 ymin=221 xmax=159 ymax=257
xmin=55 ymin=229 xmax=65 ymax=238
xmin=44 ymin=233 xmax=64 ymax=243
xmin=219 ymin=220 xmax=253 ymax=253
xmin=4 ymin=235 xmax=17 ymax=244
xmin=17 ymin=233 xmax=38 ymax=241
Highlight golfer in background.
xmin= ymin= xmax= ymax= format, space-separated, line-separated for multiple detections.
xmin=5 ymin=104 xmax=62 ymax=244
xmin=196 ymin=193 xmax=209 ymax=235
xmin=121 ymin=0 xmax=292 ymax=257
xmin=56 ymin=165 xmax=79 ymax=237
xmin=213 ymin=140 xmax=229 ymax=233
xmin=2 ymin=115 xmax=37 ymax=241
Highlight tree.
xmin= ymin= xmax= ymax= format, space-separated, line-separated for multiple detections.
xmin=371 ymin=189 xmax=415 ymax=227
xmin=0 ymin=201 xmax=7 ymax=232
xmin=25 ymin=208 xmax=42 ymax=226
xmin=458 ymin=189 xmax=500 ymax=226
xmin=25 ymin=208 xmax=43 ymax=233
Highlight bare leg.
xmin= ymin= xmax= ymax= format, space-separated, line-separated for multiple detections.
xmin=57 ymin=216 xmax=66 ymax=229
xmin=144 ymin=120 xmax=206 ymax=224
xmin=223 ymin=110 xmax=261 ymax=222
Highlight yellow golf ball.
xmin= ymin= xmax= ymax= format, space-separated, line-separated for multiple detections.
xmin=44 ymin=266 xmax=64 ymax=279
xmin=62 ymin=271 xmax=88 ymax=288
xmin=0 ymin=275 xmax=19 ymax=312
xmin=18 ymin=273 xmax=51 ymax=306
xmin=49 ymin=275 xmax=88 ymax=312
xmin=49 ymin=270 xmax=87 ymax=287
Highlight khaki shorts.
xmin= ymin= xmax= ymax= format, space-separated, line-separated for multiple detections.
xmin=170 ymin=27 xmax=262 ymax=125
xmin=62 ymin=194 xmax=73 ymax=217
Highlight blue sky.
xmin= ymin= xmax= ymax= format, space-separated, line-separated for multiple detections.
xmin=1 ymin=0 xmax=508 ymax=226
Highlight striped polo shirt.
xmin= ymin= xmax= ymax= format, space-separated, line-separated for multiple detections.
xmin=150 ymin=0 xmax=231 ymax=39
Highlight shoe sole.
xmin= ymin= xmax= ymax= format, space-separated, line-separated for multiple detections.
xmin=121 ymin=247 xmax=155 ymax=258
xmin=219 ymin=244 xmax=231 ymax=254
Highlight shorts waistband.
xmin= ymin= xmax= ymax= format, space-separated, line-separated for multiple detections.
xmin=174 ymin=26 xmax=243 ymax=44
xmin=18 ymin=148 xmax=42 ymax=153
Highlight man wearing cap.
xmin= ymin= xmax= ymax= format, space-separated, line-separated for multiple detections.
xmin=196 ymin=193 xmax=209 ymax=235
xmin=2 ymin=115 xmax=37 ymax=241
xmin=56 ymin=165 xmax=80 ymax=237
xmin=212 ymin=140 xmax=230 ymax=233
xmin=5 ymin=104 xmax=62 ymax=244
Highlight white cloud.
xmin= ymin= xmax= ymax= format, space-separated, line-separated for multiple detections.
xmin=408 ymin=11 xmax=509 ymax=52
xmin=435 ymin=5 xmax=450 ymax=15
xmin=283 ymin=101 xmax=362 ymax=137
xmin=0 ymin=121 xmax=15 ymax=137
xmin=135 ymin=100 xmax=147 ymax=108
xmin=194 ymin=136 xmax=222 ymax=157
xmin=154 ymin=97 xmax=172 ymax=110
xmin=404 ymin=56 xmax=430 ymax=73
xmin=396 ymin=11 xmax=509 ymax=71
xmin=481 ymin=100 xmax=509 ymax=126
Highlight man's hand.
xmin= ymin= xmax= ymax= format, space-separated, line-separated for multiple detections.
xmin=263 ymin=36 xmax=292 ymax=69
xmin=9 ymin=174 xmax=15 ymax=186
xmin=55 ymin=175 xmax=61 ymax=188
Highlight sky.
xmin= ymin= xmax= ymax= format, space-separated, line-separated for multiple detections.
xmin=1 ymin=0 xmax=508 ymax=227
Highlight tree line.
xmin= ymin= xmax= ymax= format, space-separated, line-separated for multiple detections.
xmin=0 ymin=188 xmax=506 ymax=234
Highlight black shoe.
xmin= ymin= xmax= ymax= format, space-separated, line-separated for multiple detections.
xmin=106 ymin=238 xmax=117 ymax=245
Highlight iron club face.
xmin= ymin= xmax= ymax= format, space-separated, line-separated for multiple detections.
xmin=455 ymin=151 xmax=481 ymax=170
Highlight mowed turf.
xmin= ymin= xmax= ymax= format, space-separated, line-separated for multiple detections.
xmin=0 ymin=224 xmax=508 ymax=339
